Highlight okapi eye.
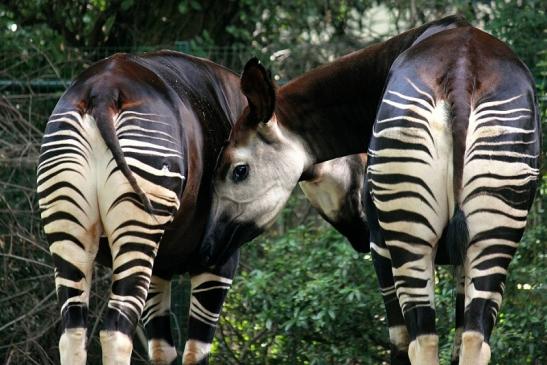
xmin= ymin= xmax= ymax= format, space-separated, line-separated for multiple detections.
xmin=232 ymin=164 xmax=249 ymax=183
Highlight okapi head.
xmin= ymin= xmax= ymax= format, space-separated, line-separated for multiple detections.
xmin=200 ymin=58 xmax=312 ymax=265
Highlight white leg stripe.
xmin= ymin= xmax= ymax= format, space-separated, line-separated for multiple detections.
xmin=370 ymin=241 xmax=391 ymax=259
xmin=190 ymin=272 xmax=233 ymax=289
xmin=59 ymin=328 xmax=87 ymax=365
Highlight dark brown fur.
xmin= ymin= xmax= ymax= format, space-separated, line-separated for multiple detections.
xmin=274 ymin=15 xmax=470 ymax=166
xmin=54 ymin=51 xmax=248 ymax=275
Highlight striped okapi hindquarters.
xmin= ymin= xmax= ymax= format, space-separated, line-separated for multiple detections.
xmin=37 ymin=110 xmax=183 ymax=365
xmin=367 ymin=72 xmax=539 ymax=365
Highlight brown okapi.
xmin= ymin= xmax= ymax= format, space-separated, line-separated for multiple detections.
xmin=36 ymin=50 xmax=373 ymax=365
xmin=200 ymin=15 xmax=541 ymax=365
xmin=37 ymin=51 xmax=247 ymax=365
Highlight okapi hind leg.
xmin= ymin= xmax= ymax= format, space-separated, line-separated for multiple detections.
xmin=98 ymin=206 xmax=173 ymax=365
xmin=47 ymin=222 xmax=101 ymax=365
xmin=457 ymin=92 xmax=539 ymax=365
xmin=183 ymin=250 xmax=240 ymax=365
xmin=458 ymin=218 xmax=524 ymax=365
xmin=37 ymin=111 xmax=103 ymax=365
xmin=142 ymin=274 xmax=178 ymax=365
xmin=450 ymin=265 xmax=465 ymax=365
xmin=366 ymin=76 xmax=457 ymax=365
xmin=97 ymin=167 xmax=179 ymax=365
xmin=366 ymin=191 xmax=410 ymax=365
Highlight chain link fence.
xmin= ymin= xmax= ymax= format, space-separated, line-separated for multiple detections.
xmin=1 ymin=37 xmax=545 ymax=364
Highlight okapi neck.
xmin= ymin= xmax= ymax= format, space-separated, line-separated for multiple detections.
xmin=275 ymin=15 xmax=469 ymax=165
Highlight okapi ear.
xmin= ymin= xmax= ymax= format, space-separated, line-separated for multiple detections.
xmin=241 ymin=58 xmax=275 ymax=124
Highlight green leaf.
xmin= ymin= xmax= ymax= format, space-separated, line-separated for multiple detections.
xmin=121 ymin=0 xmax=134 ymax=11
xmin=177 ymin=2 xmax=188 ymax=14
xmin=190 ymin=0 xmax=202 ymax=11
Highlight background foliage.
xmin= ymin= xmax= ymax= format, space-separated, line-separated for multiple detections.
xmin=0 ymin=1 xmax=545 ymax=364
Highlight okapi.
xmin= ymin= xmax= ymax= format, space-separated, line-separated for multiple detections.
xmin=36 ymin=50 xmax=373 ymax=364
xmin=200 ymin=15 xmax=541 ymax=365
xmin=36 ymin=51 xmax=246 ymax=365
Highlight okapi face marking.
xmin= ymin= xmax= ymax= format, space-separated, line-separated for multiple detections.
xmin=214 ymin=117 xmax=308 ymax=227
xmin=202 ymin=59 xmax=311 ymax=264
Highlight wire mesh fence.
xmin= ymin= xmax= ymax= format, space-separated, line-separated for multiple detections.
xmin=1 ymin=37 xmax=545 ymax=364
xmin=0 ymin=41 xmax=273 ymax=91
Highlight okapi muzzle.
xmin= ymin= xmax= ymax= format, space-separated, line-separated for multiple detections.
xmin=200 ymin=210 xmax=263 ymax=266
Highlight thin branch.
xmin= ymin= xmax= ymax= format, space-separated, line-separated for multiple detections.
xmin=87 ymin=297 xmax=108 ymax=347
xmin=0 ymin=289 xmax=56 ymax=332
xmin=0 ymin=253 xmax=52 ymax=269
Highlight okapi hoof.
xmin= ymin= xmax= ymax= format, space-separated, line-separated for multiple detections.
xmin=183 ymin=339 xmax=211 ymax=365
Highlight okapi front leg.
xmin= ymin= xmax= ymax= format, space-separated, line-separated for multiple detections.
xmin=142 ymin=275 xmax=178 ymax=365
xmin=372 ymin=244 xmax=411 ymax=365
xmin=184 ymin=250 xmax=240 ymax=365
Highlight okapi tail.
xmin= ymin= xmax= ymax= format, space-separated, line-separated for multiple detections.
xmin=445 ymin=206 xmax=469 ymax=265
xmin=446 ymin=48 xmax=473 ymax=266
xmin=91 ymin=95 xmax=154 ymax=214
xmin=445 ymin=108 xmax=470 ymax=265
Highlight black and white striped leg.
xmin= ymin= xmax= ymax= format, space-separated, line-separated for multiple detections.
xmin=451 ymin=265 xmax=465 ymax=365
xmin=367 ymin=78 xmax=456 ymax=365
xmin=367 ymin=170 xmax=441 ymax=365
xmin=367 ymin=193 xmax=411 ymax=365
xmin=142 ymin=275 xmax=177 ymax=365
xmin=458 ymin=228 xmax=521 ymax=365
xmin=46 ymin=221 xmax=101 ymax=365
xmin=183 ymin=250 xmax=240 ymax=365
xmin=457 ymin=93 xmax=538 ymax=365
xmin=98 ymin=172 xmax=176 ymax=365
xmin=98 ymin=217 xmax=169 ymax=365
xmin=37 ymin=111 xmax=102 ymax=365
xmin=53 ymin=241 xmax=99 ymax=365
xmin=390 ymin=235 xmax=438 ymax=365
xmin=372 ymin=247 xmax=412 ymax=365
